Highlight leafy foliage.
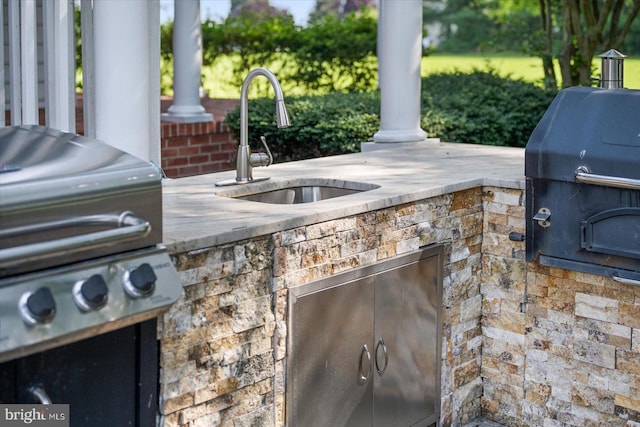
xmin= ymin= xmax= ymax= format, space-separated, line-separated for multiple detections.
xmin=424 ymin=0 xmax=640 ymax=88
xmin=289 ymin=10 xmax=378 ymax=92
xmin=310 ymin=0 xmax=377 ymax=22
xmin=223 ymin=71 xmax=557 ymax=163
xmin=421 ymin=70 xmax=557 ymax=147
xmin=224 ymin=92 xmax=380 ymax=162
xmin=200 ymin=10 xmax=297 ymax=92
xmin=196 ymin=8 xmax=377 ymax=94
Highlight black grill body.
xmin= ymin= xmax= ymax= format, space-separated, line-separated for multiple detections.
xmin=525 ymin=86 xmax=640 ymax=282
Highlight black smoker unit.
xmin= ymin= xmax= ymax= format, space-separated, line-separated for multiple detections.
xmin=525 ymin=50 xmax=640 ymax=285
xmin=0 ymin=126 xmax=182 ymax=426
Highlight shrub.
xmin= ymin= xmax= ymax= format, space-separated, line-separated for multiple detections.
xmin=224 ymin=71 xmax=557 ymax=163
xmin=201 ymin=11 xmax=298 ymax=91
xmin=290 ymin=10 xmax=378 ymax=93
xmin=195 ymin=9 xmax=378 ymax=95
xmin=224 ymin=92 xmax=380 ymax=162
xmin=421 ymin=70 xmax=557 ymax=147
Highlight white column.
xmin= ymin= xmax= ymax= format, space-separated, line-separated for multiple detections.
xmin=81 ymin=0 xmax=96 ymax=139
xmin=93 ymin=0 xmax=156 ymax=162
xmin=161 ymin=0 xmax=212 ymax=123
xmin=20 ymin=0 xmax=38 ymax=125
xmin=372 ymin=0 xmax=426 ymax=144
xmin=43 ymin=0 xmax=76 ymax=132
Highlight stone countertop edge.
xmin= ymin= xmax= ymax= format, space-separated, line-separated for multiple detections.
xmin=162 ymin=142 xmax=526 ymax=254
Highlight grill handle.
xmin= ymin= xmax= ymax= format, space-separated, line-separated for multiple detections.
xmin=575 ymin=166 xmax=640 ymax=190
xmin=612 ymin=275 xmax=640 ymax=287
xmin=0 ymin=212 xmax=151 ymax=267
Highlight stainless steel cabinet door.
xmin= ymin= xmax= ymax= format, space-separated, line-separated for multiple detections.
xmin=373 ymin=253 xmax=441 ymax=427
xmin=289 ymin=278 xmax=375 ymax=427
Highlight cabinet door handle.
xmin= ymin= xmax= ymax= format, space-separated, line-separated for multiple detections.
xmin=358 ymin=344 xmax=372 ymax=384
xmin=375 ymin=338 xmax=388 ymax=376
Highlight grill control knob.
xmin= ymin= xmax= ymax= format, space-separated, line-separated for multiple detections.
xmin=123 ymin=263 xmax=157 ymax=298
xmin=19 ymin=287 xmax=56 ymax=325
xmin=73 ymin=274 xmax=109 ymax=311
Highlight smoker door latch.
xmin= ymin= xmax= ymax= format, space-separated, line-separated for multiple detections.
xmin=533 ymin=208 xmax=551 ymax=228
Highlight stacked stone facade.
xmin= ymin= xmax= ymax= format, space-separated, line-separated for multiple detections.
xmin=159 ymin=238 xmax=277 ymax=426
xmin=158 ymin=184 xmax=640 ymax=426
xmin=480 ymin=187 xmax=527 ymax=426
xmin=481 ymin=186 xmax=640 ymax=427
xmin=158 ymin=188 xmax=486 ymax=426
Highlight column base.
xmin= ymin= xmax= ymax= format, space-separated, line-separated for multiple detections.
xmin=161 ymin=112 xmax=213 ymax=123
xmin=372 ymin=128 xmax=428 ymax=143
xmin=361 ymin=138 xmax=440 ymax=153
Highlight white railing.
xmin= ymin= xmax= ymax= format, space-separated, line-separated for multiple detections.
xmin=2 ymin=0 xmax=163 ymax=164
xmin=3 ymin=0 xmax=76 ymax=132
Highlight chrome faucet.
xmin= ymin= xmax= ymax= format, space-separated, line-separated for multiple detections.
xmin=216 ymin=68 xmax=290 ymax=186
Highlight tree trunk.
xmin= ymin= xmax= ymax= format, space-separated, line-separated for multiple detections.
xmin=558 ymin=0 xmax=578 ymax=87
xmin=539 ymin=0 xmax=557 ymax=88
xmin=556 ymin=0 xmax=640 ymax=88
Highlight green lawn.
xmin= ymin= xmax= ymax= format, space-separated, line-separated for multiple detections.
xmin=422 ymin=53 xmax=640 ymax=89
xmin=197 ymin=53 xmax=640 ymax=98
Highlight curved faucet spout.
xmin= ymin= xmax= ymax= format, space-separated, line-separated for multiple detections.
xmin=239 ymin=68 xmax=290 ymax=148
xmin=216 ymin=68 xmax=290 ymax=187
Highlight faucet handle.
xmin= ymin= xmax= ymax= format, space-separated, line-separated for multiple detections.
xmin=249 ymin=135 xmax=273 ymax=167
xmin=259 ymin=136 xmax=273 ymax=166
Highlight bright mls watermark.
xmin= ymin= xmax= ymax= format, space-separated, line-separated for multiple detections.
xmin=0 ymin=405 xmax=69 ymax=426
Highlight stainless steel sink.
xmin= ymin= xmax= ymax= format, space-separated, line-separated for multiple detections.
xmin=215 ymin=179 xmax=379 ymax=204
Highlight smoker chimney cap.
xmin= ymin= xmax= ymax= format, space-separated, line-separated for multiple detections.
xmin=599 ymin=49 xmax=627 ymax=59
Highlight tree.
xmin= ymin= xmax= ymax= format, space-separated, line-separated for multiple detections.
xmin=310 ymin=0 xmax=376 ymax=22
xmin=537 ymin=0 xmax=557 ymax=87
xmin=555 ymin=0 xmax=640 ymax=87
xmin=230 ymin=0 xmax=269 ymax=16
xmin=422 ymin=0 xmax=497 ymax=52
xmin=293 ymin=8 xmax=378 ymax=92
xmin=482 ymin=0 xmax=640 ymax=88
xmin=200 ymin=8 xmax=297 ymax=93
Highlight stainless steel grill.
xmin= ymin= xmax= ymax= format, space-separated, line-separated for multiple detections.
xmin=0 ymin=125 xmax=181 ymax=363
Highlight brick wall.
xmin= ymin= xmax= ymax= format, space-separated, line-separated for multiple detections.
xmin=161 ymin=120 xmax=237 ymax=179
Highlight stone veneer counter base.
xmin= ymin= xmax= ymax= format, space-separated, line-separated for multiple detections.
xmin=160 ymin=142 xmax=640 ymax=427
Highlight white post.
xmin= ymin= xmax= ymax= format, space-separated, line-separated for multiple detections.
xmin=93 ymin=0 xmax=157 ymax=162
xmin=148 ymin=0 xmax=161 ymax=165
xmin=20 ymin=0 xmax=38 ymax=125
xmin=161 ymin=0 xmax=212 ymax=123
xmin=8 ymin=0 xmax=21 ymax=125
xmin=81 ymin=0 xmax=96 ymax=139
xmin=0 ymin=1 xmax=4 ymax=127
xmin=43 ymin=0 xmax=76 ymax=132
xmin=371 ymin=0 xmax=427 ymax=146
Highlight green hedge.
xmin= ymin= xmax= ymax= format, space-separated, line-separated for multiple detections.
xmin=223 ymin=71 xmax=557 ymax=162
xmin=224 ymin=91 xmax=380 ymax=162
xmin=421 ymin=70 xmax=557 ymax=147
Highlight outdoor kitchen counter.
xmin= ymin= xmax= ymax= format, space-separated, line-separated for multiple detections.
xmin=162 ymin=141 xmax=525 ymax=253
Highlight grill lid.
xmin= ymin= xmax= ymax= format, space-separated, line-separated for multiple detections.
xmin=0 ymin=125 xmax=161 ymax=209
xmin=0 ymin=125 xmax=163 ymax=277
xmin=525 ymin=87 xmax=640 ymax=182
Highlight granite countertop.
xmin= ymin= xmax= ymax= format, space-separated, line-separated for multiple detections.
xmin=162 ymin=141 xmax=526 ymax=254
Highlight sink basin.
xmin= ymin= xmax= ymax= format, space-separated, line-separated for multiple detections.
xmin=215 ymin=179 xmax=379 ymax=204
